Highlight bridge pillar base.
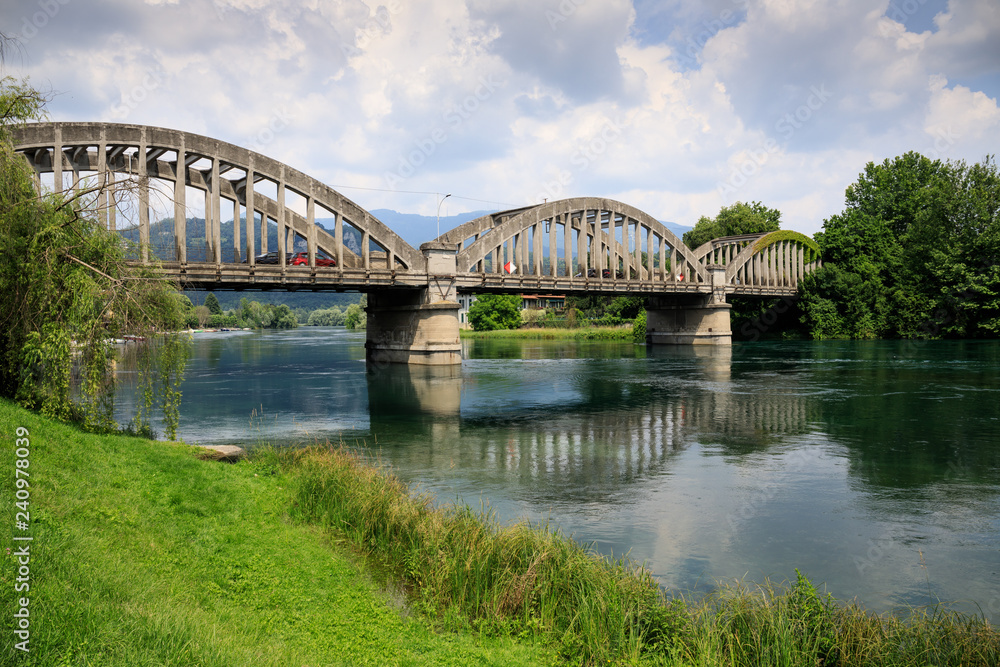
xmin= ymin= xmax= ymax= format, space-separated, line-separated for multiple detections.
xmin=646 ymin=291 xmax=732 ymax=347
xmin=365 ymin=243 xmax=462 ymax=366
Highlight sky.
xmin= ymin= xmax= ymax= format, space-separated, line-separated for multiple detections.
xmin=5 ymin=0 xmax=999 ymax=237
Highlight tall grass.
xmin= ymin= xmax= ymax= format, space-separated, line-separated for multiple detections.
xmin=679 ymin=573 xmax=1000 ymax=666
xmin=288 ymin=444 xmax=687 ymax=664
xmin=286 ymin=444 xmax=1000 ymax=667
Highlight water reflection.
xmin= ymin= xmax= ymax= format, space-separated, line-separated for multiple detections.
xmin=114 ymin=331 xmax=1000 ymax=621
xmin=364 ymin=343 xmax=824 ymax=509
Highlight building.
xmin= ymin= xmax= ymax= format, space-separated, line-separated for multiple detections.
xmin=520 ymin=295 xmax=566 ymax=310
xmin=458 ymin=294 xmax=567 ymax=329
xmin=457 ymin=294 xmax=476 ymax=329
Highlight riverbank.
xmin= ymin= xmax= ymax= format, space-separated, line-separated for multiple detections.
xmin=4 ymin=401 xmax=999 ymax=666
xmin=289 ymin=443 xmax=1000 ymax=666
xmin=461 ymin=325 xmax=634 ymax=340
xmin=0 ymin=401 xmax=557 ymax=666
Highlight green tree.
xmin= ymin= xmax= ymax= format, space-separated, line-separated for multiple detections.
xmin=308 ymin=307 xmax=345 ymax=326
xmin=204 ymin=292 xmax=222 ymax=315
xmin=468 ymin=294 xmax=522 ymax=331
xmin=800 ymin=153 xmax=1000 ymax=339
xmin=270 ymin=304 xmax=299 ymax=329
xmin=607 ymin=296 xmax=643 ymax=320
xmin=0 ymin=74 xmax=188 ymax=435
xmin=239 ymin=296 xmax=253 ymax=323
xmin=683 ymin=201 xmax=782 ymax=249
xmin=343 ymin=303 xmax=365 ymax=329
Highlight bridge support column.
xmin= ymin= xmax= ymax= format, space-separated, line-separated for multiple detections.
xmin=365 ymin=242 xmax=462 ymax=366
xmin=646 ymin=265 xmax=732 ymax=346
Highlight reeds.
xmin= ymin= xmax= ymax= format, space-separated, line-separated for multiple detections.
xmin=680 ymin=575 xmax=1000 ymax=666
xmin=288 ymin=444 xmax=685 ymax=664
xmin=284 ymin=444 xmax=1000 ymax=666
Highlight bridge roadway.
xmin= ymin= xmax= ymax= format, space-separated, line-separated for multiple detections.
xmin=13 ymin=121 xmax=822 ymax=365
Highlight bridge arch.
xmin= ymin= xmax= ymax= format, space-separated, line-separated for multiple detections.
xmin=454 ymin=197 xmax=707 ymax=284
xmin=11 ymin=122 xmax=423 ymax=270
xmin=687 ymin=230 xmax=820 ymax=293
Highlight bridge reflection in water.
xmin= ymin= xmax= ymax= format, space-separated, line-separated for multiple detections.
xmin=365 ymin=345 xmax=818 ymax=504
xmin=109 ymin=331 xmax=1000 ymax=620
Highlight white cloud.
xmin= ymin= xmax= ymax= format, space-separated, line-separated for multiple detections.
xmin=924 ymin=75 xmax=1000 ymax=157
xmin=6 ymin=0 xmax=998 ymax=236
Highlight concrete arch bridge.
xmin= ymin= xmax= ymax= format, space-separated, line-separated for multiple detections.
xmin=12 ymin=122 xmax=821 ymax=365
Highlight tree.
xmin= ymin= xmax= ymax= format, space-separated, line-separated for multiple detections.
xmin=204 ymin=292 xmax=222 ymax=315
xmin=270 ymin=304 xmax=299 ymax=329
xmin=239 ymin=296 xmax=252 ymax=322
xmin=343 ymin=303 xmax=365 ymax=329
xmin=468 ymin=294 xmax=522 ymax=331
xmin=194 ymin=305 xmax=211 ymax=327
xmin=800 ymin=152 xmax=1000 ymax=339
xmin=684 ymin=201 xmax=782 ymax=249
xmin=0 ymin=73 xmax=188 ymax=436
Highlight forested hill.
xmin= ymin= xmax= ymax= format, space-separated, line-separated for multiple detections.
xmin=129 ymin=209 xmax=692 ymax=262
xmin=185 ymin=290 xmax=362 ymax=312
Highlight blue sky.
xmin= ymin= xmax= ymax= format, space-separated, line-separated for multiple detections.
xmin=6 ymin=0 xmax=999 ymax=237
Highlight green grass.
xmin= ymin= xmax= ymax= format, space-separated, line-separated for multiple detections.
xmin=0 ymin=400 xmax=558 ymax=666
xmin=289 ymin=444 xmax=686 ymax=665
xmin=461 ymin=326 xmax=634 ymax=340
xmin=288 ymin=443 xmax=1000 ymax=667
xmin=673 ymin=573 xmax=1000 ymax=666
xmin=4 ymin=400 xmax=1000 ymax=666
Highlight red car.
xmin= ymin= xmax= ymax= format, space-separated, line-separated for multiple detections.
xmin=289 ymin=252 xmax=336 ymax=267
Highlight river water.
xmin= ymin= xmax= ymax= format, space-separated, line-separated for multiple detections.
xmin=116 ymin=329 xmax=1000 ymax=620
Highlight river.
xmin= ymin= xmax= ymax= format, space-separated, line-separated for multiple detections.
xmin=115 ymin=329 xmax=1000 ymax=621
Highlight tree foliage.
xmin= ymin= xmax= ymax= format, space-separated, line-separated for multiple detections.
xmin=800 ymin=152 xmax=1000 ymax=339
xmin=468 ymin=294 xmax=522 ymax=331
xmin=307 ymin=307 xmax=348 ymax=327
xmin=343 ymin=303 xmax=365 ymax=329
xmin=683 ymin=201 xmax=782 ymax=249
xmin=204 ymin=292 xmax=222 ymax=315
xmin=0 ymin=74 xmax=188 ymax=436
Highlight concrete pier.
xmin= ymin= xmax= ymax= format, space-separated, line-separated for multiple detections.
xmin=645 ymin=265 xmax=732 ymax=346
xmin=365 ymin=243 xmax=462 ymax=366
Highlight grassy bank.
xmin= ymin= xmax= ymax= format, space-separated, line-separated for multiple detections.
xmin=289 ymin=443 xmax=1000 ymax=666
xmin=4 ymin=402 xmax=999 ymax=666
xmin=461 ymin=325 xmax=634 ymax=341
xmin=0 ymin=401 xmax=557 ymax=666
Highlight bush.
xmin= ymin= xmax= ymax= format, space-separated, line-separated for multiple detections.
xmin=468 ymin=294 xmax=522 ymax=331
xmin=308 ymin=307 xmax=345 ymax=327
xmin=343 ymin=303 xmax=365 ymax=329
xmin=632 ymin=310 xmax=646 ymax=343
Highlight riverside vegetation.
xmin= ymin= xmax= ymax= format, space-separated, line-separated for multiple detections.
xmin=5 ymin=398 xmax=999 ymax=666
xmin=0 ymin=400 xmax=559 ymax=666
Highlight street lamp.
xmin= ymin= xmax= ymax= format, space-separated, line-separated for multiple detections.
xmin=436 ymin=193 xmax=452 ymax=239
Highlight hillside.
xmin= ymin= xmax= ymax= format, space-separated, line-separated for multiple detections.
xmin=129 ymin=209 xmax=692 ymax=264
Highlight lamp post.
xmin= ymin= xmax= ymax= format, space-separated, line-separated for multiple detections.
xmin=436 ymin=193 xmax=451 ymax=239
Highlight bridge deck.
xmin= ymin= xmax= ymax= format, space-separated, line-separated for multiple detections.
xmin=150 ymin=262 xmax=799 ymax=297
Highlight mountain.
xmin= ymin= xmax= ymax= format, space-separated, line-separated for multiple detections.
xmin=370 ymin=209 xmax=693 ymax=248
xmin=369 ymin=209 xmax=490 ymax=247
xmin=128 ymin=209 xmax=693 ymax=263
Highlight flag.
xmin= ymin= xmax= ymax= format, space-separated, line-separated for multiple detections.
xmin=504 ymin=261 xmax=516 ymax=274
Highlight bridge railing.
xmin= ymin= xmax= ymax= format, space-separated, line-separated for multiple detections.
xmin=689 ymin=231 xmax=822 ymax=292
xmin=454 ymin=198 xmax=710 ymax=288
xmin=12 ymin=122 xmax=424 ymax=275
